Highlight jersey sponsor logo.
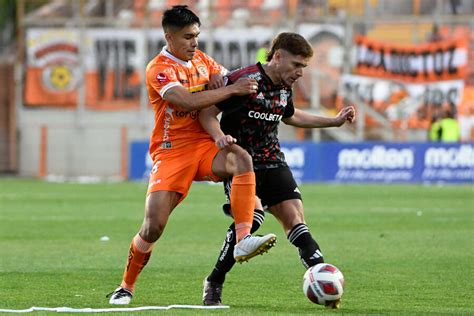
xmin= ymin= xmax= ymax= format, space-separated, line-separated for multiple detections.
xmin=248 ymin=110 xmax=282 ymax=121
xmin=156 ymin=72 xmax=169 ymax=84
xmin=175 ymin=110 xmax=198 ymax=120
xmin=162 ymin=106 xmax=174 ymax=147
xmin=256 ymin=92 xmax=265 ymax=100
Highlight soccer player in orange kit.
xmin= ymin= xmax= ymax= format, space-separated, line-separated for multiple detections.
xmin=108 ymin=5 xmax=276 ymax=304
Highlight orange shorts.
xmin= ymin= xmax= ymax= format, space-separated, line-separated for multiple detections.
xmin=147 ymin=139 xmax=221 ymax=204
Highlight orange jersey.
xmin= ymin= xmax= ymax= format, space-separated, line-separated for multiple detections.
xmin=146 ymin=47 xmax=226 ymax=159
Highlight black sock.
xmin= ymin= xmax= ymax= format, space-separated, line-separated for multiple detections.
xmin=288 ymin=223 xmax=324 ymax=269
xmin=207 ymin=209 xmax=265 ymax=284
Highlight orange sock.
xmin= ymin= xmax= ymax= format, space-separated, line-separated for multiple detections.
xmin=120 ymin=234 xmax=154 ymax=292
xmin=230 ymin=171 xmax=256 ymax=242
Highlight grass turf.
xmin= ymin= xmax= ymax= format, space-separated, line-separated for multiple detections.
xmin=0 ymin=178 xmax=473 ymax=314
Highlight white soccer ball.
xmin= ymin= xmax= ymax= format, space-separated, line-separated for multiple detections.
xmin=302 ymin=263 xmax=345 ymax=305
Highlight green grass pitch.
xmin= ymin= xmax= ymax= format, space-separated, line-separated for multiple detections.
xmin=0 ymin=178 xmax=473 ymax=315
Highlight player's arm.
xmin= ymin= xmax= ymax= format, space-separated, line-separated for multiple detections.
xmin=164 ymin=78 xmax=256 ymax=112
xmin=282 ymin=106 xmax=355 ymax=128
xmin=199 ymin=106 xmax=236 ymax=149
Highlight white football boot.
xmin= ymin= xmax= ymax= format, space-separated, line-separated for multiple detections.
xmin=233 ymin=233 xmax=277 ymax=263
xmin=107 ymin=287 xmax=133 ymax=305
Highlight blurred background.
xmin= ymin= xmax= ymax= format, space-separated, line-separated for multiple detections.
xmin=0 ymin=0 xmax=472 ymax=183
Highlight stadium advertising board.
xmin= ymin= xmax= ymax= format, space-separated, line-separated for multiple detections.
xmin=129 ymin=141 xmax=473 ymax=184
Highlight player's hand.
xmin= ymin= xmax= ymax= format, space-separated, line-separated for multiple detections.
xmin=335 ymin=105 xmax=356 ymax=126
xmin=209 ymin=74 xmax=225 ymax=90
xmin=231 ymin=78 xmax=258 ymax=96
xmin=215 ymin=135 xmax=237 ymax=149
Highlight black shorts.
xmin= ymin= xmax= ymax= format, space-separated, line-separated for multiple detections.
xmin=223 ymin=165 xmax=302 ymax=210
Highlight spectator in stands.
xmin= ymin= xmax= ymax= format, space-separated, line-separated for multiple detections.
xmin=428 ymin=24 xmax=443 ymax=42
xmin=255 ymin=40 xmax=270 ymax=64
xmin=429 ymin=111 xmax=442 ymax=141
xmin=429 ymin=107 xmax=461 ymax=142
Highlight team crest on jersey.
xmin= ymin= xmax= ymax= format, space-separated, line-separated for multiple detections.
xmin=280 ymin=90 xmax=288 ymax=107
xmin=197 ymin=65 xmax=208 ymax=77
xmin=156 ymin=72 xmax=169 ymax=84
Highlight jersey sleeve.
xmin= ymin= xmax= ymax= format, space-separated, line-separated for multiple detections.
xmin=146 ymin=62 xmax=182 ymax=97
xmin=201 ymin=51 xmax=228 ymax=76
xmin=283 ymin=92 xmax=295 ymax=118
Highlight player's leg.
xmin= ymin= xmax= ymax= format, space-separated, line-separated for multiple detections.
xmin=109 ymin=151 xmax=196 ymax=304
xmin=269 ymin=199 xmax=324 ymax=268
xmin=258 ymin=166 xmax=324 ymax=268
xmin=205 ymin=144 xmax=276 ymax=263
xmin=203 ymin=195 xmax=265 ymax=305
xmin=108 ymin=190 xmax=180 ymax=304
xmin=211 ymin=144 xmax=255 ymax=241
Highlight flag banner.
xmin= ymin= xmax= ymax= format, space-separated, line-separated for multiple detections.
xmin=24 ymin=25 xmax=343 ymax=108
xmin=25 ymin=29 xmax=144 ymax=109
xmin=354 ymin=35 xmax=468 ymax=82
xmin=337 ymin=74 xmax=464 ymax=128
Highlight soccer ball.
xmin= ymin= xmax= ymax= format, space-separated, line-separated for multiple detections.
xmin=302 ymin=263 xmax=345 ymax=306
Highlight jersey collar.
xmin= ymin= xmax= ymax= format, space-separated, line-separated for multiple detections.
xmin=258 ymin=62 xmax=280 ymax=87
xmin=161 ymin=46 xmax=192 ymax=68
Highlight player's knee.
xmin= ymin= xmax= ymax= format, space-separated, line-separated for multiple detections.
xmin=140 ymin=220 xmax=164 ymax=242
xmin=141 ymin=205 xmax=168 ymax=242
xmin=233 ymin=148 xmax=253 ymax=173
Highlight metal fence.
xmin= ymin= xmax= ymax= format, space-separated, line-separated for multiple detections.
xmin=2 ymin=0 xmax=473 ymax=176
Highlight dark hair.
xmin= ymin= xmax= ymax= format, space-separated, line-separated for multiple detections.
xmin=267 ymin=32 xmax=313 ymax=62
xmin=162 ymin=5 xmax=201 ymax=30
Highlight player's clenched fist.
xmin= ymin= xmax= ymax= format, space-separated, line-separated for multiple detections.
xmin=208 ymin=74 xmax=225 ymax=90
xmin=231 ymin=78 xmax=258 ymax=96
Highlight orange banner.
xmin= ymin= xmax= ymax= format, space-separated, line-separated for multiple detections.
xmin=336 ymin=74 xmax=465 ymax=129
xmin=25 ymin=26 xmax=345 ymax=109
xmin=25 ymin=29 xmax=143 ymax=109
xmin=354 ymin=35 xmax=469 ymax=82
